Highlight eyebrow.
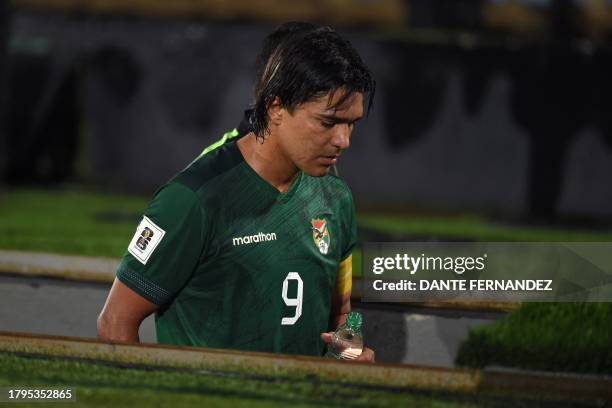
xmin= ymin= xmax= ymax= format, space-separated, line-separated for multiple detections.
xmin=316 ymin=113 xmax=363 ymax=124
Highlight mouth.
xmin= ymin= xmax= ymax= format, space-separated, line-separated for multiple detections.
xmin=318 ymin=155 xmax=340 ymax=165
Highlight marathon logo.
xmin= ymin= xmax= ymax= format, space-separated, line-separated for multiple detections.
xmin=232 ymin=232 xmax=277 ymax=246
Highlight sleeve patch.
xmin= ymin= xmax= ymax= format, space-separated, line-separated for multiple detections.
xmin=128 ymin=216 xmax=166 ymax=265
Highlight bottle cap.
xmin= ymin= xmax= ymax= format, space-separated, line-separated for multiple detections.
xmin=346 ymin=311 xmax=362 ymax=331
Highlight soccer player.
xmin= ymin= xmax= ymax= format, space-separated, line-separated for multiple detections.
xmin=97 ymin=24 xmax=376 ymax=362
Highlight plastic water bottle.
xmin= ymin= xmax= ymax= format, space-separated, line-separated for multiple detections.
xmin=325 ymin=311 xmax=363 ymax=360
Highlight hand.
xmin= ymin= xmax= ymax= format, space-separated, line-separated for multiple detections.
xmin=320 ymin=332 xmax=375 ymax=363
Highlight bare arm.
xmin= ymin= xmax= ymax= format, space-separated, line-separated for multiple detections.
xmin=329 ymin=291 xmax=351 ymax=330
xmin=97 ymin=278 xmax=160 ymax=343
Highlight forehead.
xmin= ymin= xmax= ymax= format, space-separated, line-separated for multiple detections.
xmin=300 ymin=91 xmax=364 ymax=118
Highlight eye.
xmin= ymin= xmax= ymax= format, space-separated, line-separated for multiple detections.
xmin=321 ymin=121 xmax=335 ymax=129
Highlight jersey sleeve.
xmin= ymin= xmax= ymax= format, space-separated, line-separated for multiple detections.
xmin=116 ymin=182 xmax=205 ymax=305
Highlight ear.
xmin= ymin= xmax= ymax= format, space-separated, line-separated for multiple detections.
xmin=267 ymin=97 xmax=283 ymax=126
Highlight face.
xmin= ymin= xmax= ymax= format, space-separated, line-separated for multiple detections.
xmin=273 ymin=91 xmax=364 ymax=177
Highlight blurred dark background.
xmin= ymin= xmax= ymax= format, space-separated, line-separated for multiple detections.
xmin=1 ymin=0 xmax=612 ymax=224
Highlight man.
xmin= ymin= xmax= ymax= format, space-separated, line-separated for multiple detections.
xmin=97 ymin=24 xmax=375 ymax=361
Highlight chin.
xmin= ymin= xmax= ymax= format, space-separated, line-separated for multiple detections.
xmin=304 ymin=166 xmax=331 ymax=178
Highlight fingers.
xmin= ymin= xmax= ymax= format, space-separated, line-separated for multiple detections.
xmin=320 ymin=332 xmax=333 ymax=343
xmin=354 ymin=347 xmax=375 ymax=363
xmin=320 ymin=332 xmax=376 ymax=363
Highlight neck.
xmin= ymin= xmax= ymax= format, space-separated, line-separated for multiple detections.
xmin=237 ymin=133 xmax=300 ymax=193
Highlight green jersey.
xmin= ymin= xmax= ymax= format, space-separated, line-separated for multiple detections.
xmin=116 ymin=141 xmax=357 ymax=356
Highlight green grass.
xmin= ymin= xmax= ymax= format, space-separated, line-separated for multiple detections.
xmin=456 ymin=303 xmax=612 ymax=375
xmin=0 ymin=189 xmax=149 ymax=258
xmin=0 ymin=352 xmax=490 ymax=408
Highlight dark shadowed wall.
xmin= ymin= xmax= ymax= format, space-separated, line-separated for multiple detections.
xmin=3 ymin=11 xmax=612 ymax=220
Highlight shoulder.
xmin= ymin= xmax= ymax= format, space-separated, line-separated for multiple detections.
xmin=146 ymin=142 xmax=244 ymax=220
xmin=170 ymin=142 xmax=244 ymax=196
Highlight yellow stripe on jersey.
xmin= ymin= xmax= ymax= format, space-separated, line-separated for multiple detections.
xmin=335 ymin=254 xmax=353 ymax=296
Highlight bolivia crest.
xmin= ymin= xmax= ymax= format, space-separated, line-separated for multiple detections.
xmin=311 ymin=219 xmax=330 ymax=255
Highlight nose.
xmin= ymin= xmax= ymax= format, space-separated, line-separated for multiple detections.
xmin=331 ymin=124 xmax=351 ymax=151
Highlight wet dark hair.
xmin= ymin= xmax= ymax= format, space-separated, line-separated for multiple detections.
xmin=252 ymin=26 xmax=375 ymax=139
xmin=254 ymin=21 xmax=319 ymax=81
